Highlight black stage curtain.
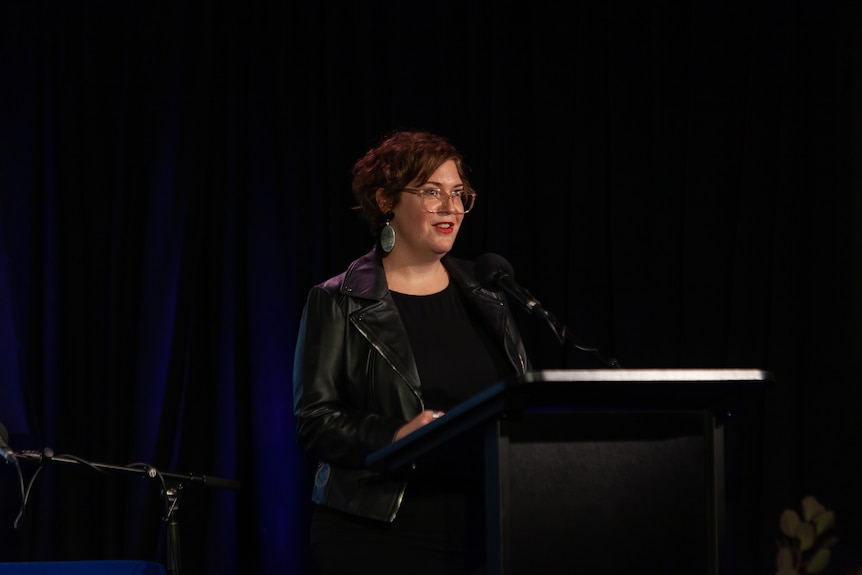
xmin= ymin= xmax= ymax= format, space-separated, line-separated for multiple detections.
xmin=1 ymin=2 xmax=860 ymax=574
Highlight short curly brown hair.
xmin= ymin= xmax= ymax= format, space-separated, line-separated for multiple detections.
xmin=351 ymin=130 xmax=474 ymax=235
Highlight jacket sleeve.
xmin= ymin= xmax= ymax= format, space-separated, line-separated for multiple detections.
xmin=292 ymin=286 xmax=405 ymax=468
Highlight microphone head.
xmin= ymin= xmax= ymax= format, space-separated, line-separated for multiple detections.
xmin=475 ymin=252 xmax=514 ymax=291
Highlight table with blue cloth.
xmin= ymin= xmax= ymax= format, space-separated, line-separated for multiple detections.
xmin=0 ymin=561 xmax=165 ymax=575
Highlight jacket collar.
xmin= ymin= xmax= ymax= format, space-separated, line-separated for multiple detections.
xmin=340 ymin=247 xmax=388 ymax=300
xmin=340 ymin=246 xmax=478 ymax=300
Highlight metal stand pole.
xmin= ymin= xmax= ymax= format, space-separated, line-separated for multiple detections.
xmin=163 ymin=482 xmax=184 ymax=575
xmin=6 ymin=444 xmax=240 ymax=573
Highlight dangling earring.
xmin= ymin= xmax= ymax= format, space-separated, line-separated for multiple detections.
xmin=380 ymin=212 xmax=396 ymax=253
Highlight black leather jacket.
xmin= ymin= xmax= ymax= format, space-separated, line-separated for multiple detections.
xmin=293 ymin=247 xmax=530 ymax=522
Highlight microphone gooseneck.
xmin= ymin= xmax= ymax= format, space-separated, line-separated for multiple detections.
xmin=474 ymin=252 xmax=621 ymax=368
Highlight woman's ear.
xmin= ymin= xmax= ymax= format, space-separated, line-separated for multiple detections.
xmin=375 ymin=188 xmax=388 ymax=212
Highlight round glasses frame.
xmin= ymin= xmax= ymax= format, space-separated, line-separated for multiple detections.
xmin=402 ymin=187 xmax=477 ymax=214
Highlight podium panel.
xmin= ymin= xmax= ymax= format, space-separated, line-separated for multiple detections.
xmin=491 ymin=411 xmax=714 ymax=574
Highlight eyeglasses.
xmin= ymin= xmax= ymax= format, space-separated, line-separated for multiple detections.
xmin=402 ymin=187 xmax=477 ymax=214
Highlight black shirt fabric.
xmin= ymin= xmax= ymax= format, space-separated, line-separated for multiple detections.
xmin=391 ymin=281 xmax=512 ymax=411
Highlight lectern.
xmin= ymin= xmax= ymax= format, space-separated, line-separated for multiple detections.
xmin=367 ymin=368 xmax=771 ymax=575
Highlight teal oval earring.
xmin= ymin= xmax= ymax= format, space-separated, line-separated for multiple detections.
xmin=380 ymin=212 xmax=396 ymax=253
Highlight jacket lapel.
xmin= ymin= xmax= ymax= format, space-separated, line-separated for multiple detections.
xmin=341 ymin=248 xmax=421 ymax=389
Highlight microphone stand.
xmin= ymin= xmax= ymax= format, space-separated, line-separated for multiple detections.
xmin=11 ymin=448 xmax=240 ymax=575
xmin=502 ymin=285 xmax=622 ymax=368
xmin=555 ymin=322 xmax=622 ymax=368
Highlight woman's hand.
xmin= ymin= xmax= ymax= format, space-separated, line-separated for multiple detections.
xmin=394 ymin=409 xmax=445 ymax=442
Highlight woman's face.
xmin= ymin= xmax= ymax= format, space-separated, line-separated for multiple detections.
xmin=390 ymin=159 xmax=465 ymax=261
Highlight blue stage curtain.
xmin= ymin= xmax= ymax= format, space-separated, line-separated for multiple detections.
xmin=1 ymin=2 xmax=861 ymax=574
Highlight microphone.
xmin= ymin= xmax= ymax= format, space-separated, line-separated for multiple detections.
xmin=0 ymin=422 xmax=17 ymax=464
xmin=475 ymin=253 xmax=553 ymax=321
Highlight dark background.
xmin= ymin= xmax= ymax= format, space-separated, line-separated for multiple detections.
xmin=1 ymin=1 xmax=860 ymax=574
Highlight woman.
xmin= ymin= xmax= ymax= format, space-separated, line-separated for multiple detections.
xmin=293 ymin=130 xmax=530 ymax=574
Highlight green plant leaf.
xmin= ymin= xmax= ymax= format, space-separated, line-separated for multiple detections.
xmin=796 ymin=522 xmax=815 ymax=551
xmin=805 ymin=547 xmax=831 ymax=574
xmin=780 ymin=509 xmax=802 ymax=537
xmin=815 ymin=510 xmax=835 ymax=534
xmin=801 ymin=496 xmax=826 ymax=522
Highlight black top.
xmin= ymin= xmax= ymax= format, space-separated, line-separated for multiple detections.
xmin=391 ymin=281 xmax=512 ymax=411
